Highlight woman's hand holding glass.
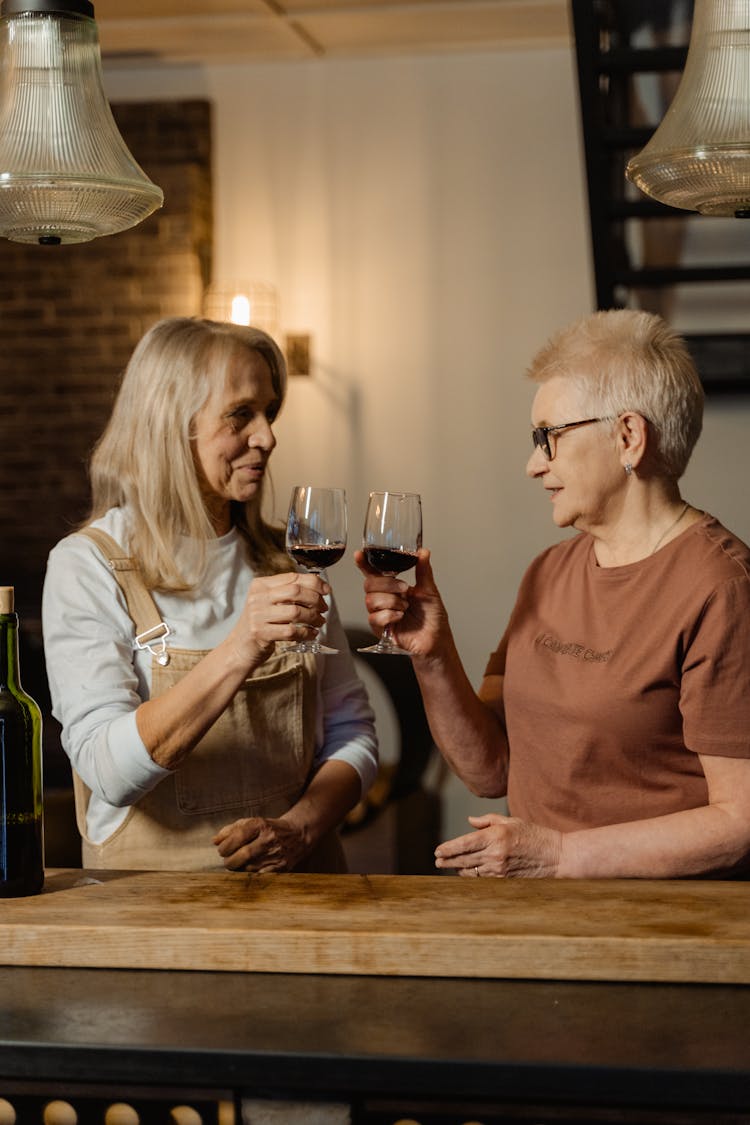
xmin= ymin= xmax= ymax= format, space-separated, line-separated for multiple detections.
xmin=356 ymin=491 xmax=422 ymax=655
xmin=355 ymin=546 xmax=450 ymax=660
xmin=353 ymin=491 xmax=452 ymax=659
xmin=236 ymin=569 xmax=330 ymax=665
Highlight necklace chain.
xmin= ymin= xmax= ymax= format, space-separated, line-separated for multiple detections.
xmin=650 ymin=503 xmax=690 ymax=556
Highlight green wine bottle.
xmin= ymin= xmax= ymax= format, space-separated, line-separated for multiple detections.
xmin=0 ymin=586 xmax=44 ymax=896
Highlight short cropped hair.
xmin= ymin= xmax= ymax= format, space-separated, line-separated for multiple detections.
xmin=526 ymin=309 xmax=704 ymax=480
xmin=87 ymin=317 xmax=290 ymax=591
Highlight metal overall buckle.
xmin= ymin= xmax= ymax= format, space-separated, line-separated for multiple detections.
xmin=134 ymin=622 xmax=172 ymax=666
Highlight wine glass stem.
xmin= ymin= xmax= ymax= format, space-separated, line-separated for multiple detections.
xmin=304 ymin=567 xmax=320 ymax=651
xmin=379 ymin=624 xmax=394 ymax=650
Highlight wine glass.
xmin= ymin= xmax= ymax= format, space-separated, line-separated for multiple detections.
xmin=358 ymin=491 xmax=422 ymax=656
xmin=286 ymin=485 xmax=347 ymax=655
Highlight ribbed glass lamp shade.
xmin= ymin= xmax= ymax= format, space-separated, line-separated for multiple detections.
xmin=626 ymin=0 xmax=750 ymax=217
xmin=0 ymin=0 xmax=164 ymax=245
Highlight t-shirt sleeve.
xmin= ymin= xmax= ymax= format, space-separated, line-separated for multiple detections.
xmin=681 ymin=575 xmax=750 ymax=759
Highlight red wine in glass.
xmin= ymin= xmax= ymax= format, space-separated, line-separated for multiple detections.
xmin=288 ymin=544 xmax=347 ymax=570
xmin=363 ymin=547 xmax=419 ymax=575
xmin=286 ymin=485 xmax=347 ymax=655
xmin=359 ymin=491 xmax=422 ymax=656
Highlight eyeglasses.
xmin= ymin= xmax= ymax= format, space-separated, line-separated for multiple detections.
xmin=531 ymin=416 xmax=612 ymax=461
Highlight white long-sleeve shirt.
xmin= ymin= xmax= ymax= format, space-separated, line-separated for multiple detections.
xmin=41 ymin=507 xmax=378 ymax=843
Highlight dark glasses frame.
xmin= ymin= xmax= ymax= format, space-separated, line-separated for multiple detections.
xmin=531 ymin=416 xmax=612 ymax=461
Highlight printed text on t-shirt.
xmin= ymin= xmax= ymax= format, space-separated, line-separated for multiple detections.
xmin=535 ymin=632 xmax=613 ymax=663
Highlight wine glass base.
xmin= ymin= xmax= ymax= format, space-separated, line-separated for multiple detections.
xmin=286 ymin=641 xmax=339 ymax=655
xmin=356 ymin=642 xmax=411 ymax=656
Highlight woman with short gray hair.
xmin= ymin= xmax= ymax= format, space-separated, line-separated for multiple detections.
xmin=358 ymin=309 xmax=750 ymax=879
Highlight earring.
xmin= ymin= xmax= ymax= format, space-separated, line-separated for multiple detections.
xmin=624 ymin=463 xmax=633 ymax=476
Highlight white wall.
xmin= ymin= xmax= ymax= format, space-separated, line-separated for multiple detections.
xmin=105 ymin=47 xmax=750 ymax=842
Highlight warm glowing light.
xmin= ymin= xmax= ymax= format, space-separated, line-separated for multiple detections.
xmin=230 ymin=294 xmax=251 ymax=325
xmin=203 ymin=281 xmax=279 ymax=336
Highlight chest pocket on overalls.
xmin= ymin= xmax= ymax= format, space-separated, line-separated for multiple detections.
xmin=152 ymin=647 xmax=316 ymax=817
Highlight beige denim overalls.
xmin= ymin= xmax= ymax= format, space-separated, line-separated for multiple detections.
xmin=71 ymin=528 xmax=346 ymax=873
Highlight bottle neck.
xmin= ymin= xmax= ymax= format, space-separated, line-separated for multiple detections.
xmin=0 ymin=613 xmax=20 ymax=692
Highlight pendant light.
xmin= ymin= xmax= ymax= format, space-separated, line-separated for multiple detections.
xmin=626 ymin=0 xmax=750 ymax=218
xmin=0 ymin=0 xmax=164 ymax=245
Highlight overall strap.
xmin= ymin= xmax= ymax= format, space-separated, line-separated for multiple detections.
xmin=77 ymin=526 xmax=171 ymax=665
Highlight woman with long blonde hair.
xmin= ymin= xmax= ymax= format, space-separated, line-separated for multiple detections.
xmin=43 ymin=317 xmax=377 ymax=873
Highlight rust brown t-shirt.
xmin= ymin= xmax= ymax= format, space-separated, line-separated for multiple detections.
xmin=485 ymin=514 xmax=750 ymax=832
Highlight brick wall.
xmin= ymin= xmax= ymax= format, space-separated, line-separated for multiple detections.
xmin=0 ymin=100 xmax=213 ymax=619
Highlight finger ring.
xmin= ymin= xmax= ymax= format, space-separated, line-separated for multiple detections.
xmin=475 ymin=866 xmax=480 ymax=877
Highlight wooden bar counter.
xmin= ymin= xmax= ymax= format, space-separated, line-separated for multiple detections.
xmin=2 ymin=868 xmax=750 ymax=982
xmin=2 ymin=870 xmax=750 ymax=1122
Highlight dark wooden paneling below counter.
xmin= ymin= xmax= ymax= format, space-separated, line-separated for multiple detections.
xmin=1 ymin=965 xmax=750 ymax=1122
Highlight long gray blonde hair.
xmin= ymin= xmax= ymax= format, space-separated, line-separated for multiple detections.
xmin=87 ymin=316 xmax=291 ymax=590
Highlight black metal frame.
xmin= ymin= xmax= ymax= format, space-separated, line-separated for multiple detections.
xmin=1 ymin=1 xmax=94 ymax=17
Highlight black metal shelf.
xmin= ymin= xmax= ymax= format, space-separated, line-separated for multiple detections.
xmin=614 ymin=265 xmax=750 ymax=286
xmin=607 ymin=199 xmax=692 ymax=219
xmin=685 ymin=333 xmax=750 ymax=394
xmin=601 ymin=126 xmax=656 ymax=150
xmin=596 ymin=45 xmax=688 ymax=73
